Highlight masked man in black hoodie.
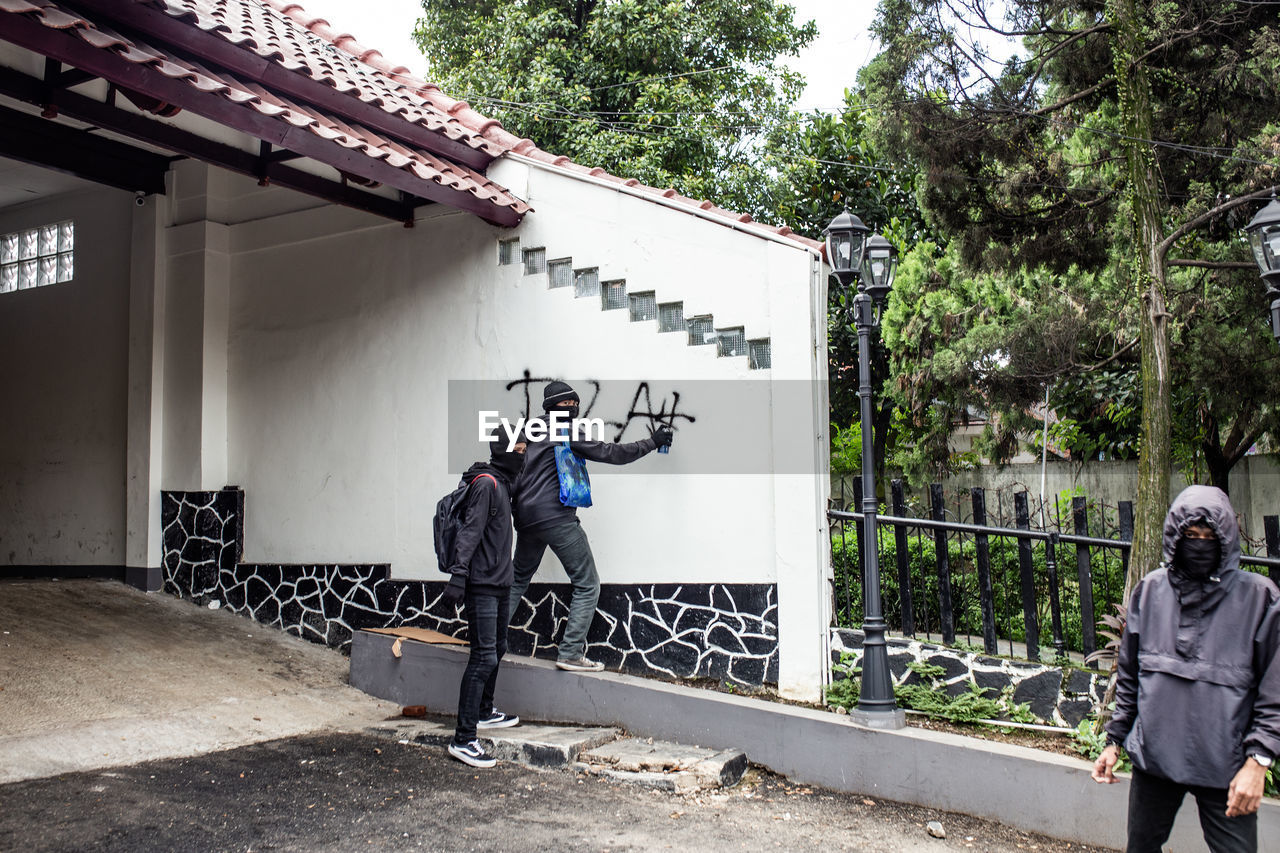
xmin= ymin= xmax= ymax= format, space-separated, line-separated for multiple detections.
xmin=1093 ymin=485 xmax=1280 ymax=852
xmin=442 ymin=430 xmax=526 ymax=769
xmin=510 ymin=381 xmax=672 ymax=672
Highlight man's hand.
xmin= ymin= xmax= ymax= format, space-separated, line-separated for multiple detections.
xmin=1226 ymin=758 xmax=1267 ymax=817
xmin=441 ymin=574 xmax=466 ymax=607
xmin=652 ymin=426 xmax=674 ymax=448
xmin=1092 ymin=744 xmax=1120 ymax=784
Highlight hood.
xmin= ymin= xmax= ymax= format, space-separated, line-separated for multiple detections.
xmin=1160 ymin=485 xmax=1241 ymax=574
xmin=461 ymin=461 xmax=509 ymax=489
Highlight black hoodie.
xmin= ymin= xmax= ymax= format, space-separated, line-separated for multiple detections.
xmin=449 ymin=462 xmax=514 ymax=592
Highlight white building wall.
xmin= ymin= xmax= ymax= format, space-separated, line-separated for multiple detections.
xmin=208 ymin=159 xmax=828 ymax=696
xmin=0 ymin=188 xmax=132 ymax=566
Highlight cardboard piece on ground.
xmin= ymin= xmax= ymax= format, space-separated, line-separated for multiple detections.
xmin=364 ymin=627 xmax=467 ymax=658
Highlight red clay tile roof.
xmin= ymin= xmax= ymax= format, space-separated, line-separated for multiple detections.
xmin=0 ymin=0 xmax=530 ymax=225
xmin=1 ymin=0 xmax=820 ymax=249
xmin=256 ymin=0 xmax=822 ymax=252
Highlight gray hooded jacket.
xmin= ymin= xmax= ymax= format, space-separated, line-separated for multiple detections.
xmin=1105 ymin=485 xmax=1280 ymax=788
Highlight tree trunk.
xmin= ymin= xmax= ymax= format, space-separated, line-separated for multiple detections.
xmin=1110 ymin=0 xmax=1170 ymax=600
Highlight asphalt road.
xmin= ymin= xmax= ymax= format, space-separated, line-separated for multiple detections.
xmin=1 ymin=731 xmax=1114 ymax=853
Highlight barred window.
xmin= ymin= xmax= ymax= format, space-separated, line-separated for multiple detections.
xmin=522 ymin=247 xmax=546 ymax=275
xmin=548 ymin=258 xmax=573 ymax=288
xmin=498 ymin=238 xmax=519 ymax=265
xmin=717 ymin=327 xmax=747 ymax=358
xmin=658 ymin=302 xmax=685 ymax=333
xmin=687 ymin=315 xmax=715 ymax=346
xmin=748 ymin=339 xmax=772 ymax=370
xmin=1 ymin=220 xmax=73 ymax=293
xmin=629 ymin=291 xmax=657 ymax=322
xmin=601 ymin=280 xmax=627 ymax=311
xmin=574 ymin=267 xmax=600 ymax=298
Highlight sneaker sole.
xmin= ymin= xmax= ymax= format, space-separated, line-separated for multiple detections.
xmin=555 ymin=661 xmax=604 ymax=672
xmin=447 ymin=744 xmax=496 ymax=768
xmin=477 ymin=717 xmax=520 ymax=729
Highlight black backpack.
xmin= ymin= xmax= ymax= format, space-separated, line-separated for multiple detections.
xmin=433 ymin=473 xmax=497 ymax=573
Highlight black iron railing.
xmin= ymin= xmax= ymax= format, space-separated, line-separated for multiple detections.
xmin=829 ymin=479 xmax=1280 ymax=665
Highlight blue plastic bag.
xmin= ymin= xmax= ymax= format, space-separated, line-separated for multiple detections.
xmin=554 ymin=441 xmax=592 ymax=508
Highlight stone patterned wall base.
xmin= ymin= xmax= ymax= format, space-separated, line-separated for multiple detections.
xmin=831 ymin=628 xmax=1106 ymax=727
xmin=160 ymin=490 xmax=778 ymax=686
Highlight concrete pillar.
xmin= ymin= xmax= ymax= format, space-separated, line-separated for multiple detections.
xmin=124 ymin=191 xmax=168 ymax=590
xmin=160 ymin=163 xmax=230 ymax=491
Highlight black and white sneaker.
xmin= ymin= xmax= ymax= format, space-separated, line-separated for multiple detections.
xmin=477 ymin=709 xmax=520 ymax=729
xmin=447 ymin=739 xmax=496 ymax=768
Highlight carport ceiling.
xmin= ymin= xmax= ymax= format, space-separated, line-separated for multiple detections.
xmin=0 ymin=0 xmax=530 ymax=228
xmin=0 ymin=152 xmax=103 ymax=210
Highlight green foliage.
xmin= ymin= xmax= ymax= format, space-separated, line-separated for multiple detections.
xmin=829 ymin=422 xmax=863 ymax=477
xmin=414 ymin=0 xmax=816 ymax=214
xmin=892 ymin=661 xmax=1033 ymax=724
xmin=824 ymin=651 xmax=860 ymax=709
xmin=1071 ymin=719 xmax=1131 ymax=774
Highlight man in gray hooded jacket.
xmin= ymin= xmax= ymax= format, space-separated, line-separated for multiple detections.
xmin=1093 ymin=485 xmax=1279 ymax=852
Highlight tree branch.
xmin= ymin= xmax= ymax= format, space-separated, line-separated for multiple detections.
xmin=1166 ymin=259 xmax=1256 ymax=270
xmin=1156 ymin=185 xmax=1280 ymax=261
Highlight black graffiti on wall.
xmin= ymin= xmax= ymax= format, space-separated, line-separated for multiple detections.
xmin=504 ymin=370 xmax=696 ymax=442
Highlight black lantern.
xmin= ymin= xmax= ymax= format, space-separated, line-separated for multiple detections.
xmin=1244 ymin=194 xmax=1280 ymax=344
xmin=823 ymin=209 xmax=871 ymax=288
xmin=861 ymin=233 xmax=899 ymax=306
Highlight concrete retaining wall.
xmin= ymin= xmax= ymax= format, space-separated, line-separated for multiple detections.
xmin=349 ymin=631 xmax=1279 ymax=853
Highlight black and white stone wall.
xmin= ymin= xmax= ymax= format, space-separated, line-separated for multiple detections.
xmin=831 ymin=628 xmax=1106 ymax=727
xmin=161 ymin=490 xmax=778 ymax=686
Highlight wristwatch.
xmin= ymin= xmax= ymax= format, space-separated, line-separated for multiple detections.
xmin=1249 ymin=753 xmax=1273 ymax=769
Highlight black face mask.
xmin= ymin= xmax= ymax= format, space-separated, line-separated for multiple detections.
xmin=489 ymin=448 xmax=525 ymax=482
xmin=1173 ymin=537 xmax=1220 ymax=580
xmin=546 ymin=405 xmax=579 ymax=435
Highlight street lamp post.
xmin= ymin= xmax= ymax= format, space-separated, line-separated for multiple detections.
xmin=824 ymin=212 xmax=906 ymax=730
xmin=1244 ymin=193 xmax=1280 ymax=345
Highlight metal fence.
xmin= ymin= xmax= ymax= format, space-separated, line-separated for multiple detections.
xmin=829 ymin=479 xmax=1280 ymax=664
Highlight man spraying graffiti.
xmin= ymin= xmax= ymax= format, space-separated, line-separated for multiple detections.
xmin=509 ymin=380 xmax=673 ymax=671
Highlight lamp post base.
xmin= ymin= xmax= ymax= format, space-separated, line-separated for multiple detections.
xmin=849 ymin=707 xmax=907 ymax=730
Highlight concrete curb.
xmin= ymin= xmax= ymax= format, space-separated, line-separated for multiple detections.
xmin=366 ymin=717 xmax=620 ymax=768
xmin=350 ymin=630 xmax=1279 ymax=852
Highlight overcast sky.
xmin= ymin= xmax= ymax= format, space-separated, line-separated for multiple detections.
xmin=294 ymin=0 xmax=879 ymax=113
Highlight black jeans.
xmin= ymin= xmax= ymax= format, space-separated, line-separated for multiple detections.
xmin=1126 ymin=767 xmax=1257 ymax=853
xmin=453 ymin=587 xmax=510 ymax=745
xmin=509 ymin=520 xmax=599 ymax=662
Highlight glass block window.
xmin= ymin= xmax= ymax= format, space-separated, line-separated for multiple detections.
xmin=629 ymin=291 xmax=657 ymax=322
xmin=601 ymin=280 xmax=627 ymax=311
xmin=522 ymin=247 xmax=546 ymax=275
xmin=748 ymin=339 xmax=772 ymax=370
xmin=658 ymin=302 xmax=685 ymax=333
xmin=1 ymin=220 xmax=73 ymax=294
xmin=497 ymin=238 xmax=519 ymax=265
xmin=548 ymin=258 xmax=574 ymax=288
xmin=717 ymin=327 xmax=747 ymax=357
xmin=687 ymin=315 xmax=715 ymax=346
xmin=574 ymin=267 xmax=600 ymax=298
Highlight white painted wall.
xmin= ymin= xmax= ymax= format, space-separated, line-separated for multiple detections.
xmin=0 ymin=188 xmax=132 ymax=565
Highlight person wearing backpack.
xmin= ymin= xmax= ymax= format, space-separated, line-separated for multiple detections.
xmin=439 ymin=430 xmax=527 ymax=769
xmin=509 ymin=381 xmax=673 ymax=672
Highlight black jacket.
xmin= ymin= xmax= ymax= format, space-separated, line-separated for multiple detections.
xmin=1106 ymin=485 xmax=1280 ymax=787
xmin=449 ymin=462 xmax=514 ymax=592
xmin=512 ymin=418 xmax=657 ymax=530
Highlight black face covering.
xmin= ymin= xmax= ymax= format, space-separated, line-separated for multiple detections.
xmin=489 ymin=446 xmax=525 ymax=482
xmin=1173 ymin=536 xmax=1220 ymax=580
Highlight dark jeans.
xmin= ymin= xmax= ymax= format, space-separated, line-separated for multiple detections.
xmin=509 ymin=519 xmax=599 ymax=661
xmin=453 ymin=587 xmax=510 ymax=745
xmin=1126 ymin=767 xmax=1257 ymax=853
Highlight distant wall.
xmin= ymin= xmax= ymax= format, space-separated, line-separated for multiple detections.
xmin=0 ymin=188 xmax=133 ymax=567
